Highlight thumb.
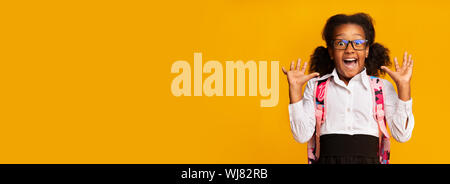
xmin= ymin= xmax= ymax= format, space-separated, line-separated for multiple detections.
xmin=307 ymin=72 xmax=320 ymax=80
xmin=281 ymin=66 xmax=287 ymax=75
xmin=380 ymin=66 xmax=393 ymax=75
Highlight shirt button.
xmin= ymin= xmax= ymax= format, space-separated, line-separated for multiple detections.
xmin=347 ymin=108 xmax=351 ymax=112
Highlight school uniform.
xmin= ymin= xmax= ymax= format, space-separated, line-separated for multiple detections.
xmin=289 ymin=67 xmax=414 ymax=164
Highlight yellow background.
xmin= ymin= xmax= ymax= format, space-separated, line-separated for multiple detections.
xmin=0 ymin=0 xmax=448 ymax=163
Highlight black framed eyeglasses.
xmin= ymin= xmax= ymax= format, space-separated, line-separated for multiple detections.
xmin=331 ymin=39 xmax=368 ymax=50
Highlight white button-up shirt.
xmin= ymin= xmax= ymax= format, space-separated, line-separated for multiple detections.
xmin=288 ymin=68 xmax=414 ymax=143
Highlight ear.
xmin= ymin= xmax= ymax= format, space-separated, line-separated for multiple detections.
xmin=365 ymin=46 xmax=370 ymax=58
xmin=328 ymin=47 xmax=333 ymax=60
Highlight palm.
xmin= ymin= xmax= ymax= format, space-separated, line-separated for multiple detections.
xmin=282 ymin=59 xmax=319 ymax=88
xmin=381 ymin=52 xmax=414 ymax=85
xmin=287 ymin=69 xmax=312 ymax=86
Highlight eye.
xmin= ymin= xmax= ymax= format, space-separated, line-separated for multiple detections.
xmin=354 ymin=40 xmax=365 ymax=45
xmin=337 ymin=41 xmax=346 ymax=46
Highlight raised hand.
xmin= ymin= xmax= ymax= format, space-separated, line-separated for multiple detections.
xmin=282 ymin=58 xmax=320 ymax=104
xmin=381 ymin=51 xmax=413 ymax=86
xmin=380 ymin=51 xmax=413 ymax=101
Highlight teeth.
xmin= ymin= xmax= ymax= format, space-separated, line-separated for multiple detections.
xmin=344 ymin=58 xmax=356 ymax=61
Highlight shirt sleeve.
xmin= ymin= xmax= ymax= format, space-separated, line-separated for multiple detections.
xmin=383 ymin=79 xmax=415 ymax=143
xmin=288 ymin=79 xmax=316 ymax=143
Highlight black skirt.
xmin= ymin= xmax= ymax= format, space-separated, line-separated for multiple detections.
xmin=315 ymin=134 xmax=379 ymax=164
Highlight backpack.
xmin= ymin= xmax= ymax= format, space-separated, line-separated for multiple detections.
xmin=307 ymin=76 xmax=391 ymax=164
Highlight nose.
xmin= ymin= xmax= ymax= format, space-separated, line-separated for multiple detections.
xmin=345 ymin=42 xmax=355 ymax=53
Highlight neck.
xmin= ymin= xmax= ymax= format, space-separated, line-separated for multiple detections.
xmin=337 ymin=74 xmax=351 ymax=85
xmin=337 ymin=68 xmax=364 ymax=86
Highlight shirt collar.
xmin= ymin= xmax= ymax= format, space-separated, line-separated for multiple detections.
xmin=360 ymin=68 xmax=370 ymax=89
xmin=326 ymin=67 xmax=370 ymax=89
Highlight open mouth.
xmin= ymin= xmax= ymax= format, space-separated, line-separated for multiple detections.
xmin=343 ymin=58 xmax=357 ymax=70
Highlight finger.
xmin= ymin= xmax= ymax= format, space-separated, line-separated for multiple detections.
xmin=406 ymin=59 xmax=413 ymax=76
xmin=408 ymin=59 xmax=414 ymax=76
xmin=394 ymin=57 xmax=400 ymax=71
xmin=306 ymin=72 xmax=320 ymax=80
xmin=282 ymin=66 xmax=287 ymax=75
xmin=301 ymin=61 xmax=308 ymax=73
xmin=402 ymin=51 xmax=408 ymax=69
xmin=381 ymin=66 xmax=394 ymax=76
xmin=290 ymin=60 xmax=295 ymax=71
xmin=407 ymin=54 xmax=412 ymax=67
xmin=408 ymin=59 xmax=414 ymax=69
xmin=296 ymin=58 xmax=301 ymax=71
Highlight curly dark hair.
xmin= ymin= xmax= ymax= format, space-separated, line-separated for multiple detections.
xmin=309 ymin=13 xmax=391 ymax=77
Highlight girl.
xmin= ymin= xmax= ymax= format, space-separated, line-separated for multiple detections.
xmin=282 ymin=13 xmax=414 ymax=164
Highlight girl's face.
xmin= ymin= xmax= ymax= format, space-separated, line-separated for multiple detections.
xmin=328 ymin=24 xmax=369 ymax=83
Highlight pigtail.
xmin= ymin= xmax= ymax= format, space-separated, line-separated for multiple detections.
xmin=309 ymin=46 xmax=334 ymax=76
xmin=365 ymin=42 xmax=391 ymax=77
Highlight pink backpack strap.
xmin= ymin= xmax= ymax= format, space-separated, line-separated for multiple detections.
xmin=368 ymin=76 xmax=391 ymax=164
xmin=307 ymin=78 xmax=330 ymax=164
